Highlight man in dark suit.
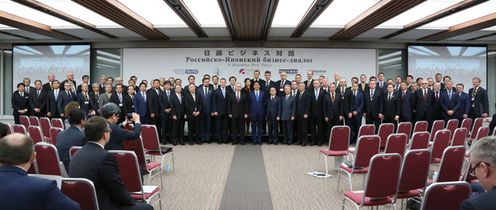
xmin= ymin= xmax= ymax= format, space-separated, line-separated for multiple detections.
xmin=432 ymin=82 xmax=444 ymax=121
xmin=69 ymin=116 xmax=152 ymax=210
xmin=344 ymin=82 xmax=363 ymax=144
xmin=101 ymin=103 xmax=142 ymax=151
xmin=183 ymin=75 xmax=197 ymax=94
xmin=323 ymin=83 xmax=343 ymax=141
xmin=281 ymin=85 xmax=295 ymax=145
xmin=295 ymin=83 xmax=310 ymax=146
xmin=303 ymin=70 xmax=315 ymax=90
xmin=12 ymin=83 xmax=29 ymax=124
xmin=251 ymin=69 xmax=265 ymax=90
xmin=399 ymin=82 xmax=414 ymax=123
xmin=89 ymin=83 xmax=101 ymax=115
xmin=364 ymin=80 xmax=384 ymax=130
xmin=159 ymin=81 xmax=173 ymax=144
xmin=109 ymin=84 xmax=128 ymax=124
xmin=134 ymin=83 xmax=148 ymax=124
xmin=57 ymin=81 xmax=76 ymax=118
xmin=266 ymin=87 xmax=281 ymax=144
xmin=276 ymin=71 xmax=291 ymax=97
xmin=376 ymin=72 xmax=387 ymax=92
xmin=460 ymin=136 xmax=496 ymax=210
xmin=46 ymin=80 xmax=62 ymax=118
xmin=228 ymin=83 xmax=249 ymax=145
xmin=55 ymin=109 xmax=86 ymax=170
xmin=310 ymin=80 xmax=326 ymax=146
xmin=76 ymin=75 xmax=89 ymax=94
xmin=125 ymin=86 xmax=136 ymax=114
xmin=440 ymin=81 xmax=459 ymax=122
xmin=77 ymin=83 xmax=92 ymax=117
xmin=170 ymin=85 xmax=185 ymax=145
xmin=468 ymin=77 xmax=489 ymax=120
xmin=226 ymin=76 xmax=237 ymax=93
xmin=249 ymin=82 xmax=265 ymax=144
xmin=147 ymin=79 xmax=162 ymax=134
xmin=414 ymin=79 xmax=434 ymax=125
xmin=42 ymin=73 xmax=55 ymax=92
xmin=23 ymin=77 xmax=36 ymax=98
xmin=198 ymin=78 xmax=213 ymax=143
xmin=383 ymin=84 xmax=400 ymax=126
xmin=455 ymin=83 xmax=471 ymax=123
xmin=61 ymin=71 xmax=77 ymax=93
xmin=212 ymin=79 xmax=229 ymax=144
xmin=262 ymin=71 xmax=276 ymax=134
xmin=184 ymin=84 xmax=203 ymax=145
xmin=29 ymin=80 xmax=47 ymax=118
xmin=0 ymin=133 xmax=80 ymax=210
xmin=358 ymin=74 xmax=368 ymax=93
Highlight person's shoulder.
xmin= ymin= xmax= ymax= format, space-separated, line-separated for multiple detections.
xmin=462 ymin=191 xmax=496 ymax=210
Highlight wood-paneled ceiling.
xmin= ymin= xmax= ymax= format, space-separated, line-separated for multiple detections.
xmin=0 ymin=0 xmax=495 ymax=42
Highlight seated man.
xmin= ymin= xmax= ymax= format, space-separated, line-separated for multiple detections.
xmin=461 ymin=136 xmax=496 ymax=210
xmin=0 ymin=133 xmax=80 ymax=210
xmin=69 ymin=116 xmax=152 ymax=210
xmin=100 ymin=103 xmax=142 ymax=150
xmin=56 ymin=109 xmax=87 ymax=171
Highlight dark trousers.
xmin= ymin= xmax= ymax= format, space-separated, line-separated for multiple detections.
xmin=297 ymin=116 xmax=309 ymax=145
xmin=160 ymin=113 xmax=171 ymax=144
xmin=348 ymin=115 xmax=362 ymax=144
xmin=282 ymin=120 xmax=293 ymax=144
xmin=366 ymin=115 xmax=381 ymax=132
xmin=325 ymin=117 xmax=340 ymax=143
xmin=200 ymin=114 xmax=211 ymax=142
xmin=383 ymin=117 xmax=397 ymax=127
xmin=216 ymin=115 xmax=229 ymax=143
xmin=13 ymin=115 xmax=20 ymax=124
xmin=187 ymin=116 xmax=201 ymax=144
xmin=251 ymin=117 xmax=263 ymax=143
xmin=310 ymin=117 xmax=325 ymax=145
xmin=231 ymin=117 xmax=245 ymax=144
xmin=268 ymin=119 xmax=278 ymax=143
xmin=121 ymin=203 xmax=153 ymax=210
xmin=149 ymin=115 xmax=161 ymax=136
xmin=172 ymin=118 xmax=184 ymax=144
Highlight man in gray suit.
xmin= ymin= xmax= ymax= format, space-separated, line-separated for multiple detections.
xmin=281 ymin=85 xmax=295 ymax=145
xmin=99 ymin=84 xmax=113 ymax=113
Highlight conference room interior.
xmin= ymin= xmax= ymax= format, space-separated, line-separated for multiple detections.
xmin=1 ymin=0 xmax=496 ymax=210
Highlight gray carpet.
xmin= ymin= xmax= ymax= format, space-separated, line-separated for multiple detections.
xmin=219 ymin=145 xmax=273 ymax=210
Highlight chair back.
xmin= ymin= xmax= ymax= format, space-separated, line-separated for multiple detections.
xmin=5 ymin=123 xmax=13 ymax=134
xmin=34 ymin=142 xmax=65 ymax=176
xmin=474 ymin=126 xmax=490 ymax=143
xmin=109 ymin=151 xmax=144 ymax=197
xmin=19 ymin=115 xmax=30 ymax=128
xmin=29 ymin=116 xmax=40 ymax=126
xmin=398 ymin=149 xmax=431 ymax=193
xmin=13 ymin=124 xmax=27 ymax=134
xmin=125 ymin=137 xmax=148 ymax=172
xmin=396 ymin=122 xmax=412 ymax=139
xmin=460 ymin=118 xmax=472 ymax=137
xmin=69 ymin=146 xmax=82 ymax=159
xmin=51 ymin=118 xmax=64 ymax=129
xmin=430 ymin=130 xmax=451 ymax=161
xmin=28 ymin=126 xmax=44 ymax=144
xmin=358 ymin=124 xmax=375 ymax=137
xmin=413 ymin=121 xmax=428 ymax=132
xmin=430 ymin=120 xmax=445 ymax=141
xmin=470 ymin=117 xmax=483 ymax=139
xmin=61 ymin=178 xmax=99 ymax=210
xmin=353 ymin=135 xmax=380 ymax=169
xmin=327 ymin=126 xmax=350 ymax=152
xmin=446 ymin=119 xmax=459 ymax=137
xmin=141 ymin=125 xmax=161 ymax=151
xmin=437 ymin=146 xmax=465 ymax=182
xmin=50 ymin=127 xmax=64 ymax=145
xmin=363 ymin=154 xmax=402 ymax=200
xmin=451 ymin=128 xmax=467 ymax=147
xmin=420 ymin=181 xmax=471 ymax=210
xmin=39 ymin=117 xmax=52 ymax=139
xmin=384 ymin=133 xmax=408 ymax=158
xmin=377 ymin=123 xmax=395 ymax=148
xmin=409 ymin=131 xmax=430 ymax=150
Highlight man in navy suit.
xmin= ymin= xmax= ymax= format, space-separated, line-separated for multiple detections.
xmin=461 ymin=136 xmax=496 ymax=210
xmin=280 ymin=85 xmax=295 ymax=145
xmin=440 ymin=81 xmax=459 ymax=122
xmin=414 ymin=79 xmax=434 ymax=125
xmin=12 ymin=83 xmax=29 ymax=124
xmin=295 ymin=83 xmax=310 ymax=146
xmin=159 ymin=81 xmax=173 ymax=144
xmin=212 ymin=79 xmax=229 ymax=144
xmin=266 ymin=87 xmax=280 ymax=144
xmin=276 ymin=71 xmax=291 ymax=97
xmin=345 ymin=82 xmax=363 ymax=144
xmin=46 ymin=80 xmax=62 ymax=118
xmin=364 ymin=80 xmax=384 ymax=130
xmin=468 ymin=77 xmax=489 ymax=120
xmin=58 ymin=81 xmax=76 ymax=118
xmin=101 ymin=103 xmax=142 ymax=150
xmin=376 ymin=72 xmax=387 ymax=93
xmin=198 ymin=78 xmax=213 ymax=143
xmin=70 ymin=116 xmax=152 ymax=210
xmin=0 ymin=133 xmax=80 ymax=210
xmin=262 ymin=71 xmax=276 ymax=134
xmin=56 ymin=109 xmax=86 ymax=171
xmin=228 ymin=83 xmax=248 ymax=145
xmin=455 ymin=83 xmax=471 ymax=123
xmin=134 ymin=83 xmax=149 ymax=124
xmin=249 ymin=82 xmax=265 ymax=144
xmin=399 ymin=82 xmax=414 ymax=123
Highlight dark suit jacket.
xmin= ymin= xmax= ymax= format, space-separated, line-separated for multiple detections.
xmin=133 ymin=92 xmax=148 ymax=119
xmin=227 ymin=92 xmax=248 ymax=118
xmin=212 ymin=87 xmax=229 ymax=116
xmin=303 ymin=79 xmax=315 ymax=90
xmin=310 ymin=89 xmax=326 ymax=118
xmin=414 ymin=89 xmax=434 ymax=118
xmin=12 ymin=91 xmax=29 ymax=117
xmin=146 ymin=89 xmax=161 ymax=117
xmin=399 ymin=90 xmax=414 ymax=119
xmin=249 ymin=91 xmax=265 ymax=120
xmin=263 ymin=80 xmax=277 ymax=93
xmin=56 ymin=125 xmax=86 ymax=170
xmin=30 ymin=89 xmax=47 ymax=116
xmin=184 ymin=92 xmax=203 ymax=119
xmin=42 ymin=82 xmax=52 ymax=92
xmin=70 ymin=142 xmax=135 ymax=210
xmin=159 ymin=90 xmax=173 ymax=116
xmin=197 ymin=86 xmax=213 ymax=116
xmin=170 ymin=93 xmax=184 ymax=119
xmin=266 ymin=96 xmax=281 ymax=120
xmin=460 ymin=187 xmax=496 ymax=210
xmin=384 ymin=92 xmax=401 ymax=118
xmin=440 ymin=90 xmax=459 ymax=112
xmin=57 ymin=91 xmax=76 ymax=115
xmin=46 ymin=89 xmax=61 ymax=117
xmin=323 ymin=91 xmax=343 ymax=120
xmin=364 ymin=88 xmax=384 ymax=117
xmin=105 ymin=123 xmax=142 ymax=150
xmin=109 ymin=93 xmax=130 ymax=120
xmin=468 ymin=87 xmax=489 ymax=116
xmin=61 ymin=80 xmax=76 ymax=90
xmin=77 ymin=92 xmax=91 ymax=115
xmin=358 ymin=83 xmax=369 ymax=93
xmin=455 ymin=92 xmax=471 ymax=119
xmin=275 ymin=80 xmax=291 ymax=96
xmin=295 ymin=91 xmax=310 ymax=118
xmin=0 ymin=165 xmax=80 ymax=210
xmin=280 ymin=95 xmax=295 ymax=121
xmin=89 ymin=91 xmax=100 ymax=113
xmin=251 ymin=78 xmax=265 ymax=90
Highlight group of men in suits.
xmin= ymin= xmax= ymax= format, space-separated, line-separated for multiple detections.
xmin=12 ymin=70 xmax=490 ymax=146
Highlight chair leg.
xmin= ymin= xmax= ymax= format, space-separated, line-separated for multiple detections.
xmin=171 ymin=152 xmax=175 ymax=171
xmin=342 ymin=198 xmax=346 ymax=210
xmin=348 ymin=173 xmax=353 ymax=191
xmin=148 ymin=170 xmax=152 ymax=184
xmin=337 ymin=170 xmax=342 ymax=192
xmin=392 ymin=203 xmax=397 ymax=210
xmin=325 ymin=156 xmax=329 ymax=175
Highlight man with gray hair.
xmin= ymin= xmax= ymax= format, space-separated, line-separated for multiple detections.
xmin=461 ymin=136 xmax=496 ymax=209
xmin=100 ymin=103 xmax=142 ymax=150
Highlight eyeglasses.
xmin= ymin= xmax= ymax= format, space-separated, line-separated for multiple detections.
xmin=105 ymin=128 xmax=112 ymax=134
xmin=468 ymin=161 xmax=490 ymax=176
